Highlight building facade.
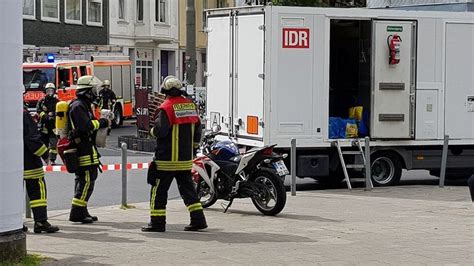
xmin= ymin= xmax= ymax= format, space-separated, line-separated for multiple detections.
xmin=109 ymin=0 xmax=179 ymax=92
xmin=178 ymin=0 xmax=236 ymax=87
xmin=23 ymin=0 xmax=109 ymax=47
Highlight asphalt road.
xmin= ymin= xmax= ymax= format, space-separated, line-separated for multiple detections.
xmin=42 ymin=119 xmax=469 ymax=211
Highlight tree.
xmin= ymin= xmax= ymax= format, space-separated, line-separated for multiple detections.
xmin=272 ymin=0 xmax=366 ymax=7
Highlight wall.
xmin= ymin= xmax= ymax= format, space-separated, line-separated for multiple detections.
xmin=23 ymin=0 xmax=109 ymax=46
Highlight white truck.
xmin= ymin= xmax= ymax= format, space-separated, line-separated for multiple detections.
xmin=205 ymin=5 xmax=474 ymax=186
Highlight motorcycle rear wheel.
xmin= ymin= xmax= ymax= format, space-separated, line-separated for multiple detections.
xmin=196 ymin=179 xmax=217 ymax=208
xmin=251 ymin=170 xmax=287 ymax=216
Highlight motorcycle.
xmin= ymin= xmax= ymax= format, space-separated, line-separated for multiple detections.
xmin=192 ymin=128 xmax=289 ymax=216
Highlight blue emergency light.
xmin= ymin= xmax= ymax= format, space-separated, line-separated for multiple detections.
xmin=47 ymin=54 xmax=55 ymax=63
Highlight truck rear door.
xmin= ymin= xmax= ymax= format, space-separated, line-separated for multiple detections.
xmin=206 ymin=14 xmax=232 ymax=136
xmin=233 ymin=13 xmax=265 ymax=143
xmin=371 ymin=20 xmax=416 ymax=139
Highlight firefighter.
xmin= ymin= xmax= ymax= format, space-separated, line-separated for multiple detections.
xmin=23 ymin=104 xmax=59 ymax=233
xmin=142 ymin=76 xmax=207 ymax=232
xmin=98 ymin=80 xmax=117 ymax=111
xmin=37 ymin=83 xmax=59 ymax=165
xmin=468 ymin=175 xmax=474 ymax=202
xmin=68 ymin=75 xmax=110 ymax=224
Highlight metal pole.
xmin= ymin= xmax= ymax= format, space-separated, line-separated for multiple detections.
xmin=121 ymin=142 xmax=128 ymax=206
xmin=185 ymin=0 xmax=197 ymax=85
xmin=364 ymin=137 xmax=372 ymax=191
xmin=439 ymin=135 xmax=449 ymax=188
xmin=290 ymin=138 xmax=296 ymax=196
xmin=25 ymin=192 xmax=31 ymax=219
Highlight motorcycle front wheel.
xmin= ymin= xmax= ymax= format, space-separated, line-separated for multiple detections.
xmin=250 ymin=170 xmax=287 ymax=216
xmin=196 ymin=179 xmax=217 ymax=208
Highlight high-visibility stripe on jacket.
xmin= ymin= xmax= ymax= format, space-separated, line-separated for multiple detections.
xmin=151 ymin=96 xmax=202 ymax=171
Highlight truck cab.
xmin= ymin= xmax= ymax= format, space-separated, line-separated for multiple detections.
xmin=23 ymin=60 xmax=93 ymax=110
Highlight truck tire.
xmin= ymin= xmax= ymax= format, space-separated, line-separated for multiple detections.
xmin=112 ymin=106 xmax=123 ymax=128
xmin=371 ymin=152 xmax=402 ymax=186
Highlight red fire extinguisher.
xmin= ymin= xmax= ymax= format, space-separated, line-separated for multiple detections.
xmin=387 ymin=34 xmax=402 ymax=65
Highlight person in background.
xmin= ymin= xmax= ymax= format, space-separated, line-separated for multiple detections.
xmin=37 ymin=83 xmax=59 ymax=165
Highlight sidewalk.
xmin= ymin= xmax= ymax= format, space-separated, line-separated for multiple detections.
xmin=26 ymin=185 xmax=473 ymax=265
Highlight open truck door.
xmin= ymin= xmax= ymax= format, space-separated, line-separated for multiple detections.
xmin=233 ymin=13 xmax=265 ymax=143
xmin=371 ymin=20 xmax=416 ymax=139
xmin=206 ymin=10 xmax=265 ymax=146
xmin=206 ymin=14 xmax=232 ymax=137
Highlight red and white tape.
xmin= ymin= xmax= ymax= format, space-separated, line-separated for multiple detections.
xmin=43 ymin=163 xmax=149 ymax=172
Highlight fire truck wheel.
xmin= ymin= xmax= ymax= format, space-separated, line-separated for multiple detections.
xmin=112 ymin=106 xmax=123 ymax=128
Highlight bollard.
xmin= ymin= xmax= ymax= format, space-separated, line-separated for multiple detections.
xmin=290 ymin=138 xmax=296 ymax=196
xmin=364 ymin=137 xmax=372 ymax=191
xmin=439 ymin=135 xmax=449 ymax=188
xmin=25 ymin=192 xmax=31 ymax=219
xmin=121 ymin=142 xmax=128 ymax=206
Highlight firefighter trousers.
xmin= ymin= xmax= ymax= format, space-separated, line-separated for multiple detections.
xmin=25 ymin=175 xmax=48 ymax=222
xmin=70 ymin=167 xmax=98 ymax=219
xmin=149 ymin=170 xmax=205 ymax=225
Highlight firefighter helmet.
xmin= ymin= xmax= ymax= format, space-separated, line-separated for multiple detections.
xmin=162 ymin=76 xmax=183 ymax=91
xmin=76 ymin=75 xmax=102 ymax=99
xmin=101 ymin=80 xmax=110 ymax=87
xmin=45 ymin=83 xmax=55 ymax=90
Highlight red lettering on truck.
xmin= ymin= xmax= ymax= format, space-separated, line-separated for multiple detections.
xmin=282 ymin=28 xmax=310 ymax=48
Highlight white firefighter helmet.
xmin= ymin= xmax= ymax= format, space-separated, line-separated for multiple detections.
xmin=76 ymin=75 xmax=103 ymax=97
xmin=45 ymin=83 xmax=55 ymax=90
xmin=162 ymin=76 xmax=183 ymax=91
xmin=101 ymin=80 xmax=110 ymax=87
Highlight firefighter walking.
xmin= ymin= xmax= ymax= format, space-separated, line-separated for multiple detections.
xmin=142 ymin=76 xmax=207 ymax=232
xmin=68 ymin=76 xmax=110 ymax=224
xmin=23 ymin=104 xmax=59 ymax=233
xmin=37 ymin=83 xmax=59 ymax=165
xmin=98 ymin=80 xmax=117 ymax=111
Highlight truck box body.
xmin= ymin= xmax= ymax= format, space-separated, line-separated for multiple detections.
xmin=206 ymin=6 xmax=474 ymax=148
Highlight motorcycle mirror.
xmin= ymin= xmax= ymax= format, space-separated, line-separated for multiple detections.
xmin=212 ymin=124 xmax=221 ymax=133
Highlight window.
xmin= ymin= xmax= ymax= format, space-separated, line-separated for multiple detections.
xmin=41 ymin=0 xmax=60 ymax=22
xmin=58 ymin=68 xmax=71 ymax=88
xmin=155 ymin=0 xmax=166 ymax=23
xmin=217 ymin=0 xmax=227 ymax=8
xmin=87 ymin=0 xmax=103 ymax=26
xmin=23 ymin=68 xmax=55 ymax=91
xmin=118 ymin=0 xmax=125 ymax=20
xmin=65 ymin=0 xmax=82 ymax=24
xmin=137 ymin=0 xmax=144 ymax=22
xmin=23 ymin=0 xmax=35 ymax=19
xmin=80 ymin=66 xmax=87 ymax=76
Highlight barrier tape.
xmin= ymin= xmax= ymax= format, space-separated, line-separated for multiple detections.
xmin=43 ymin=163 xmax=150 ymax=172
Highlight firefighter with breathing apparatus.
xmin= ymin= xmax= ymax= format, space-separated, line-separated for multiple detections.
xmin=67 ymin=75 xmax=111 ymax=224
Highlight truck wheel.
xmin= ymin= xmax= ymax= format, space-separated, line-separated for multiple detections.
xmin=112 ymin=106 xmax=123 ymax=128
xmin=371 ymin=152 xmax=402 ymax=186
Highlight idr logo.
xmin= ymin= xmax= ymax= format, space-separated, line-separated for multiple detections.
xmin=282 ymin=28 xmax=310 ymax=49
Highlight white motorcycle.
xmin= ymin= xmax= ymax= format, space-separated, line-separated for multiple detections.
xmin=192 ymin=129 xmax=289 ymax=216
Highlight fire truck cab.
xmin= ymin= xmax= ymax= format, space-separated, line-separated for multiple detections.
xmin=23 ymin=60 xmax=93 ymax=110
